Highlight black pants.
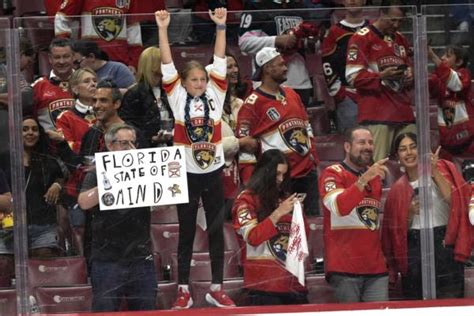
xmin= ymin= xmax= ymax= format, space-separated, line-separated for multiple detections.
xmin=402 ymin=226 xmax=465 ymax=299
xmin=291 ymin=169 xmax=320 ymax=216
xmin=176 ymin=169 xmax=225 ymax=284
xmin=247 ymin=289 xmax=308 ymax=306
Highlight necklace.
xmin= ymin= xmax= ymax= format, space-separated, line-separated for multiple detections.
xmin=184 ymin=93 xmax=211 ymax=143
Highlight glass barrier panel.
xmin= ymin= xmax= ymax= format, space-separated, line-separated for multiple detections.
xmin=7 ymin=2 xmax=473 ymax=314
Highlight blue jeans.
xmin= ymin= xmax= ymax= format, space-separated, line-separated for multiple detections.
xmin=90 ymin=257 xmax=157 ymax=312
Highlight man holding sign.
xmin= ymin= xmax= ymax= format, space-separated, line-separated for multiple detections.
xmin=318 ymin=126 xmax=388 ymax=303
xmin=78 ymin=124 xmax=156 ymax=312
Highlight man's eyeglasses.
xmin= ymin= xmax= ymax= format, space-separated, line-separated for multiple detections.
xmin=112 ymin=139 xmax=137 ymax=147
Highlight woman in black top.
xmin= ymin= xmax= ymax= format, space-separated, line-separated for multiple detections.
xmin=23 ymin=117 xmax=64 ymax=257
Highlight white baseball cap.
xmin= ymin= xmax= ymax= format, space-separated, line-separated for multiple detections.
xmin=252 ymin=47 xmax=281 ymax=81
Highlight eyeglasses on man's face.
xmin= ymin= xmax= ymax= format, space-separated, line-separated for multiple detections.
xmin=112 ymin=139 xmax=137 ymax=147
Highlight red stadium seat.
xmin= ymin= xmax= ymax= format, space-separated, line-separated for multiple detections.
xmin=306 ymin=274 xmax=337 ymax=304
xmin=190 ymin=278 xmax=246 ymax=307
xmin=315 ymin=134 xmax=345 ymax=161
xmin=307 ymin=106 xmax=331 ymax=136
xmin=153 ymin=253 xmax=163 ymax=282
xmin=0 ymin=288 xmax=16 ymax=315
xmin=170 ymin=251 xmax=240 ymax=281
xmin=150 ymin=223 xmax=209 ymax=267
xmin=12 ymin=0 xmax=46 ymax=16
xmin=156 ymin=282 xmax=178 ymax=310
xmin=306 ymin=216 xmax=324 ymax=274
xmin=151 ymin=204 xmax=178 ymax=224
xmin=465 ymin=267 xmax=474 ymax=298
xmin=34 ymin=285 xmax=92 ymax=313
xmin=171 ymin=45 xmax=213 ymax=72
xmin=18 ymin=15 xmax=54 ymax=51
xmin=28 ymin=256 xmax=88 ymax=291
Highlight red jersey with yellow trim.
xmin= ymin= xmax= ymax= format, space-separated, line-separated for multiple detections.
xmin=429 ymin=63 xmax=474 ymax=152
xmin=32 ymin=76 xmax=75 ymax=130
xmin=321 ymin=19 xmax=368 ymax=103
xmin=232 ymin=189 xmax=307 ymax=293
xmin=319 ymin=162 xmax=387 ymax=276
xmin=161 ymin=56 xmax=227 ymax=174
xmin=237 ymin=87 xmax=318 ymax=182
xmin=54 ymin=0 xmax=143 ymax=68
xmin=346 ymin=25 xmax=415 ymax=125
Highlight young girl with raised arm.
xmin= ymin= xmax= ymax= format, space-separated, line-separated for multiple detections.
xmin=155 ymin=8 xmax=235 ymax=309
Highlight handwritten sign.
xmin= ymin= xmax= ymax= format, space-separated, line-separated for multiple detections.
xmin=95 ymin=146 xmax=188 ymax=210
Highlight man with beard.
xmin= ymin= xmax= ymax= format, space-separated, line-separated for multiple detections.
xmin=237 ymin=47 xmax=320 ymax=216
xmin=318 ymin=126 xmax=389 ymax=302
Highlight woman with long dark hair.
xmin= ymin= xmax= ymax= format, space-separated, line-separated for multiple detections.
xmin=232 ymin=149 xmax=307 ymax=306
xmin=382 ymin=132 xmax=473 ymax=299
xmin=23 ymin=116 xmax=65 ymax=257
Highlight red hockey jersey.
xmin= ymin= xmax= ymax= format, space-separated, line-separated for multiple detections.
xmin=55 ymin=0 xmax=143 ymax=68
xmin=321 ymin=20 xmax=368 ymax=103
xmin=346 ymin=25 xmax=415 ymax=125
xmin=232 ymin=189 xmax=308 ymax=293
xmin=56 ymin=103 xmax=96 ymax=154
xmin=32 ymin=75 xmax=75 ymax=130
xmin=319 ymin=162 xmax=387 ymax=276
xmin=237 ymin=87 xmax=318 ymax=182
xmin=429 ymin=62 xmax=474 ymax=153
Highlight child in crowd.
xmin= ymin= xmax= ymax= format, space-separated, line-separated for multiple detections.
xmin=428 ymin=44 xmax=474 ymax=158
xmin=155 ymin=8 xmax=235 ymax=309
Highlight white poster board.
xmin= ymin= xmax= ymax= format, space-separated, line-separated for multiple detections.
xmin=95 ymin=146 xmax=188 ymax=210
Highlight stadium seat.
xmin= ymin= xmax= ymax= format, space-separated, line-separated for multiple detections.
xmin=18 ymin=15 xmax=54 ymax=52
xmin=465 ymin=267 xmax=474 ymax=298
xmin=0 ymin=288 xmax=16 ymax=315
xmin=150 ymin=223 xmax=179 ymax=267
xmin=190 ymin=278 xmax=246 ymax=307
xmin=151 ymin=204 xmax=178 ymax=224
xmin=153 ymin=253 xmax=163 ymax=282
xmin=223 ymin=222 xmax=242 ymax=266
xmin=34 ymin=285 xmax=92 ymax=313
xmin=150 ymin=223 xmax=209 ymax=267
xmin=12 ymin=0 xmax=46 ymax=16
xmin=306 ymin=216 xmax=324 ymax=274
xmin=306 ymin=274 xmax=337 ymax=304
xmin=171 ymin=45 xmax=213 ymax=71
xmin=27 ymin=256 xmax=88 ymax=291
xmin=307 ymin=106 xmax=331 ymax=136
xmin=315 ymin=134 xmax=345 ymax=161
xmin=156 ymin=282 xmax=178 ymax=310
xmin=170 ymin=250 xmax=240 ymax=281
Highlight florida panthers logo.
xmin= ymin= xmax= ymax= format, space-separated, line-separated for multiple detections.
xmin=268 ymin=222 xmax=291 ymax=263
xmin=186 ymin=118 xmax=214 ymax=143
xmin=49 ymin=98 xmax=75 ymax=127
xmin=192 ymin=143 xmax=216 ymax=170
xmin=356 ymin=198 xmax=381 ymax=231
xmin=280 ymin=119 xmax=310 ymax=156
xmin=92 ymin=8 xmax=124 ymax=42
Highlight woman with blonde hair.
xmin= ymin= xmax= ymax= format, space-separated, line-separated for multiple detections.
xmin=120 ymin=46 xmax=173 ymax=147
